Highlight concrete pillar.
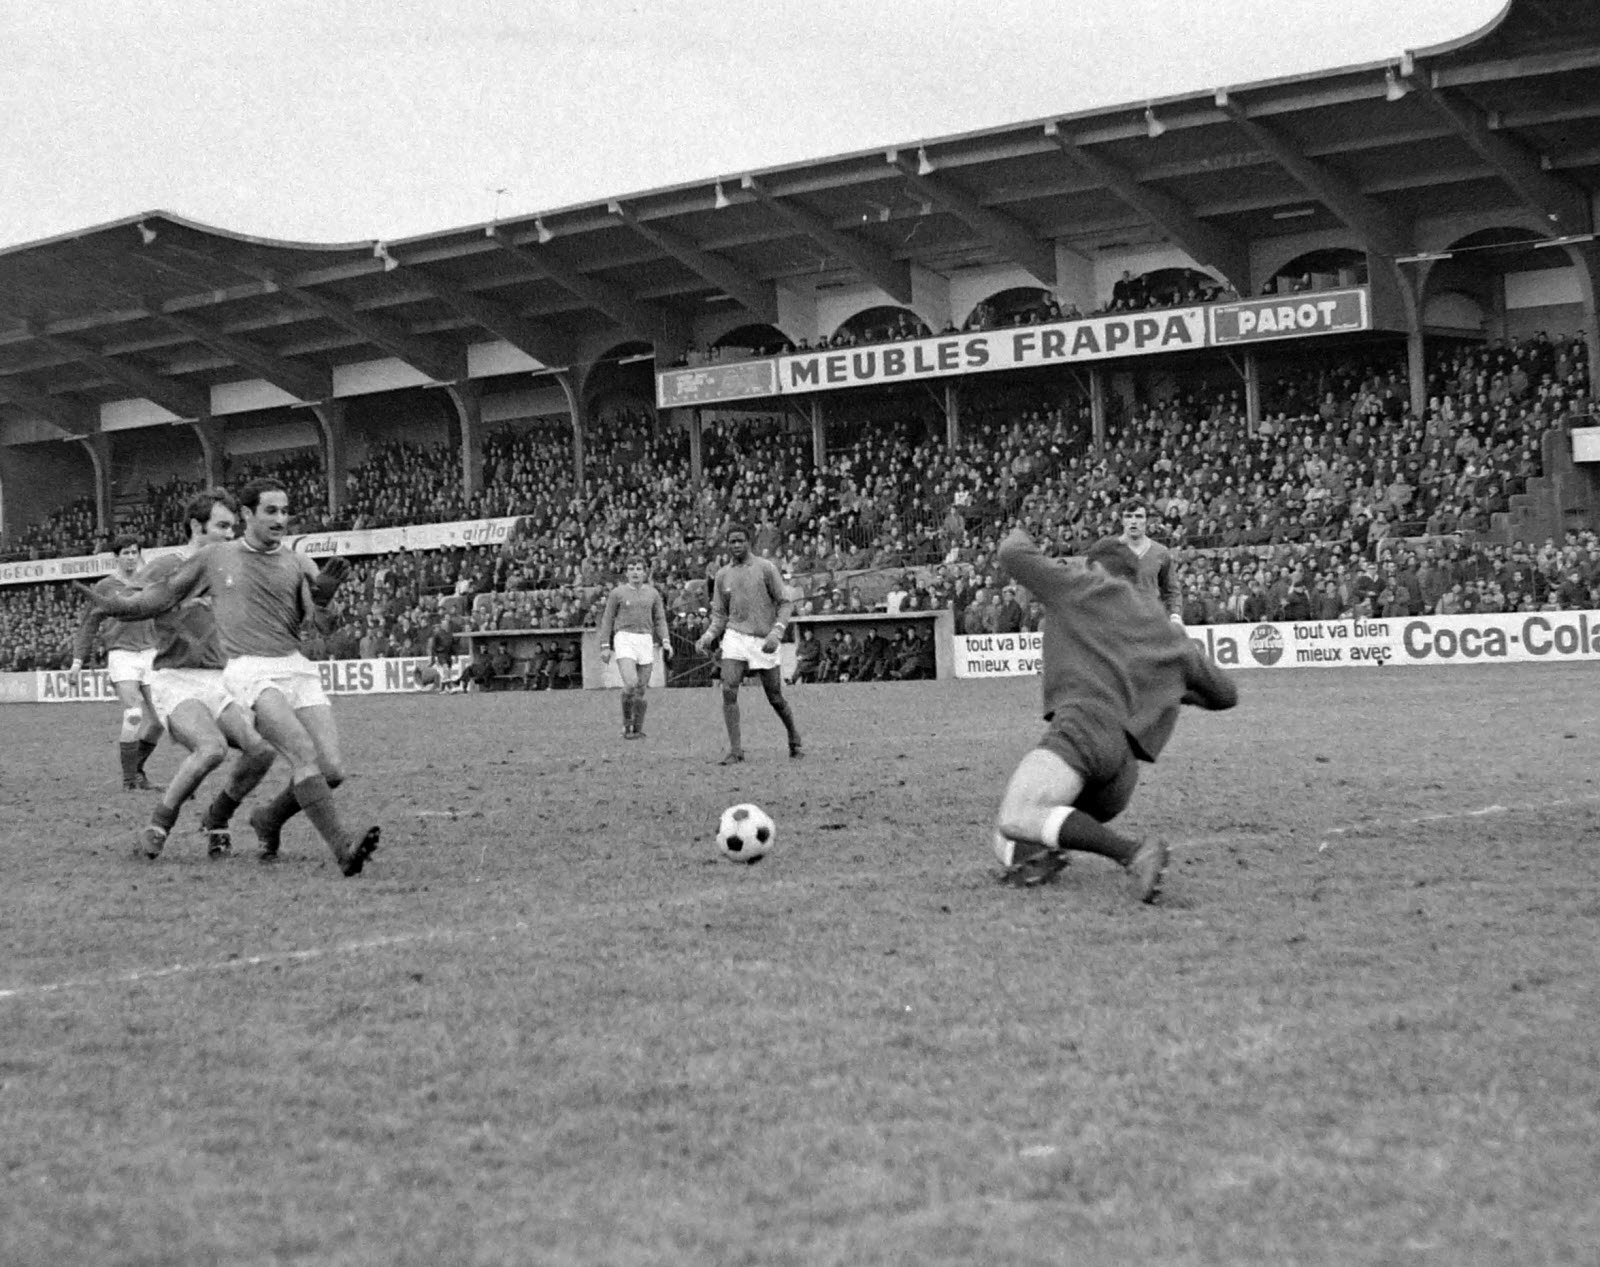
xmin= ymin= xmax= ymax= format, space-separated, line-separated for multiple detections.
xmin=444 ymin=382 xmax=485 ymax=503
xmin=810 ymin=396 xmax=826 ymax=468
xmin=685 ymin=409 xmax=704 ymax=488
xmin=1406 ymin=329 xmax=1428 ymax=419
xmin=308 ymin=400 xmax=348 ymax=518
xmin=1243 ymin=351 xmax=1261 ymax=428
xmin=78 ymin=432 xmax=113 ymax=537
xmin=1089 ymin=369 xmax=1107 ymax=452
xmin=1576 ymin=242 xmax=1600 ymax=406
xmin=188 ymin=418 xmax=227 ymax=489
xmin=556 ymin=371 xmax=586 ymax=484
xmin=944 ymin=380 xmax=961 ymax=446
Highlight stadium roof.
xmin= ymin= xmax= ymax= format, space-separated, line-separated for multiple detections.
xmin=1 ymin=0 xmax=1597 ymax=436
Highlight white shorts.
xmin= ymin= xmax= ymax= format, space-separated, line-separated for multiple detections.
xmin=106 ymin=647 xmax=156 ymax=686
xmin=148 ymin=667 xmax=235 ymax=727
xmin=224 ymin=653 xmax=330 ymax=712
xmin=612 ymin=631 xmax=656 ymax=665
xmin=719 ymin=627 xmax=781 ymax=671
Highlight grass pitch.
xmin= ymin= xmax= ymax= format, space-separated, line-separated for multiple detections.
xmin=3 ymin=668 xmax=1598 ymax=1265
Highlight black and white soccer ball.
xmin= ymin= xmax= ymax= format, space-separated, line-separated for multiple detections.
xmin=718 ymin=803 xmax=776 ymax=864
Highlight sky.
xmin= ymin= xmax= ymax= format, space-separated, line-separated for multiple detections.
xmin=1 ymin=0 xmax=1507 ymax=251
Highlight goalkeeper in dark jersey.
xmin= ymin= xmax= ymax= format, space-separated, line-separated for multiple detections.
xmin=991 ymin=527 xmax=1238 ymax=901
xmin=81 ymin=478 xmax=377 ymax=877
xmin=133 ymin=488 xmax=278 ymax=861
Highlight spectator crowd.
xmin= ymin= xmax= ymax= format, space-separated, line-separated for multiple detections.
xmin=2 ymin=331 xmax=1593 ymax=675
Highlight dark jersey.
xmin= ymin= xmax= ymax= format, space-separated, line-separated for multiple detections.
xmin=1095 ymin=534 xmax=1179 ymax=616
xmin=598 ymin=582 xmax=670 ymax=645
xmin=706 ymin=556 xmax=791 ymax=640
xmin=102 ymin=539 xmax=323 ymax=659
xmin=139 ymin=550 xmax=226 ymax=671
xmin=999 ymin=528 xmax=1235 ymax=763
xmin=73 ymin=572 xmax=156 ymax=664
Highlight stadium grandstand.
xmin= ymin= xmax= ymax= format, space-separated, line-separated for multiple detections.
xmin=3 ymin=0 xmax=1600 ymax=677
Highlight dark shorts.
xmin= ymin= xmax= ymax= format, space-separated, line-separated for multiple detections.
xmin=1036 ymin=711 xmax=1141 ymax=823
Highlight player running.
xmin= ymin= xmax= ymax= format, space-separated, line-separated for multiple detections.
xmin=597 ymin=557 xmax=672 ymax=739
xmin=133 ymin=488 xmax=278 ymax=861
xmin=80 ymin=478 xmax=378 ymax=876
xmin=72 ymin=534 xmax=164 ymax=790
xmin=694 ymin=524 xmax=802 ymax=764
xmin=990 ymin=528 xmax=1238 ymax=901
xmin=1099 ymin=499 xmax=1181 ymax=621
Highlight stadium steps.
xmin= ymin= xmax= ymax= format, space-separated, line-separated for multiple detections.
xmin=1492 ymin=424 xmax=1600 ymax=544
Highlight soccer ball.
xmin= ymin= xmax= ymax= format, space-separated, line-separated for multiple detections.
xmin=718 ymin=803 xmax=776 ymax=864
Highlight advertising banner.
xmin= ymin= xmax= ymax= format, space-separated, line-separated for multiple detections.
xmin=0 ymin=518 xmax=524 ymax=588
xmin=957 ymin=610 xmax=1600 ymax=679
xmin=30 ymin=656 xmax=461 ymax=703
xmin=653 ymin=287 xmax=1375 ymax=406
xmin=952 ymin=632 xmax=1045 ymax=678
xmin=656 ymin=359 xmax=780 ymax=408
xmin=776 ymin=310 xmax=1206 ymax=395
xmin=1208 ymin=288 xmax=1370 ymax=344
xmin=286 ymin=517 xmax=521 ymax=558
xmin=0 ymin=544 xmax=186 ymax=589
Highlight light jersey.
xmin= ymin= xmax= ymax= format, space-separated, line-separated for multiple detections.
xmin=73 ymin=572 xmax=156 ymax=663
xmin=128 ymin=538 xmax=322 ymax=659
xmin=1097 ymin=533 xmax=1179 ymax=616
xmin=597 ymin=582 xmax=670 ymax=645
xmin=999 ymin=528 xmax=1235 ymax=762
xmin=706 ymin=555 xmax=792 ymax=641
xmin=139 ymin=548 xmax=226 ymax=671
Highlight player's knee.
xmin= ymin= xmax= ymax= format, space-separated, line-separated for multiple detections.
xmin=720 ymin=683 xmax=740 ymax=707
xmin=244 ymin=738 xmax=276 ymax=769
xmin=121 ymin=706 xmax=143 ymax=731
xmin=194 ymin=739 xmax=228 ymax=770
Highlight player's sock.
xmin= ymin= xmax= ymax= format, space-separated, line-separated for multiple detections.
xmin=201 ymin=789 xmax=242 ymax=831
xmin=772 ymin=698 xmax=800 ymax=747
xmin=256 ymin=783 xmax=302 ymax=833
xmin=622 ymin=691 xmax=635 ymax=732
xmin=722 ymin=704 xmax=742 ymax=754
xmin=119 ymin=742 xmax=140 ymax=787
xmin=1053 ymin=807 xmax=1138 ymax=865
xmin=292 ymin=773 xmax=355 ymax=855
xmin=135 ymin=737 xmax=159 ymax=773
xmin=634 ymin=696 xmax=647 ymax=733
xmin=149 ymin=802 xmax=179 ymax=833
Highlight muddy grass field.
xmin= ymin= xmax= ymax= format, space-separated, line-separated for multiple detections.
xmin=3 ymin=667 xmax=1598 ymax=1266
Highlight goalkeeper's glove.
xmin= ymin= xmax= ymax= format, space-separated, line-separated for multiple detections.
xmin=310 ymin=556 xmax=351 ymax=607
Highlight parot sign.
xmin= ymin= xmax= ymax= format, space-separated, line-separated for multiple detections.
xmin=1209 ymin=288 xmax=1370 ymax=344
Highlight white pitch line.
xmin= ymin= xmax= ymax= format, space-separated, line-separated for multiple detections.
xmin=0 ymin=872 xmax=833 ymax=1004
xmin=1317 ymin=792 xmax=1600 ymax=849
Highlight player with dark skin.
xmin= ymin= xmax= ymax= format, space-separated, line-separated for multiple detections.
xmin=694 ymin=525 xmax=802 ymax=764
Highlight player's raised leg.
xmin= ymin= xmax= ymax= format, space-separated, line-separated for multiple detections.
xmin=994 ymin=747 xmax=1164 ymax=900
xmin=248 ymin=689 xmax=377 ymax=876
